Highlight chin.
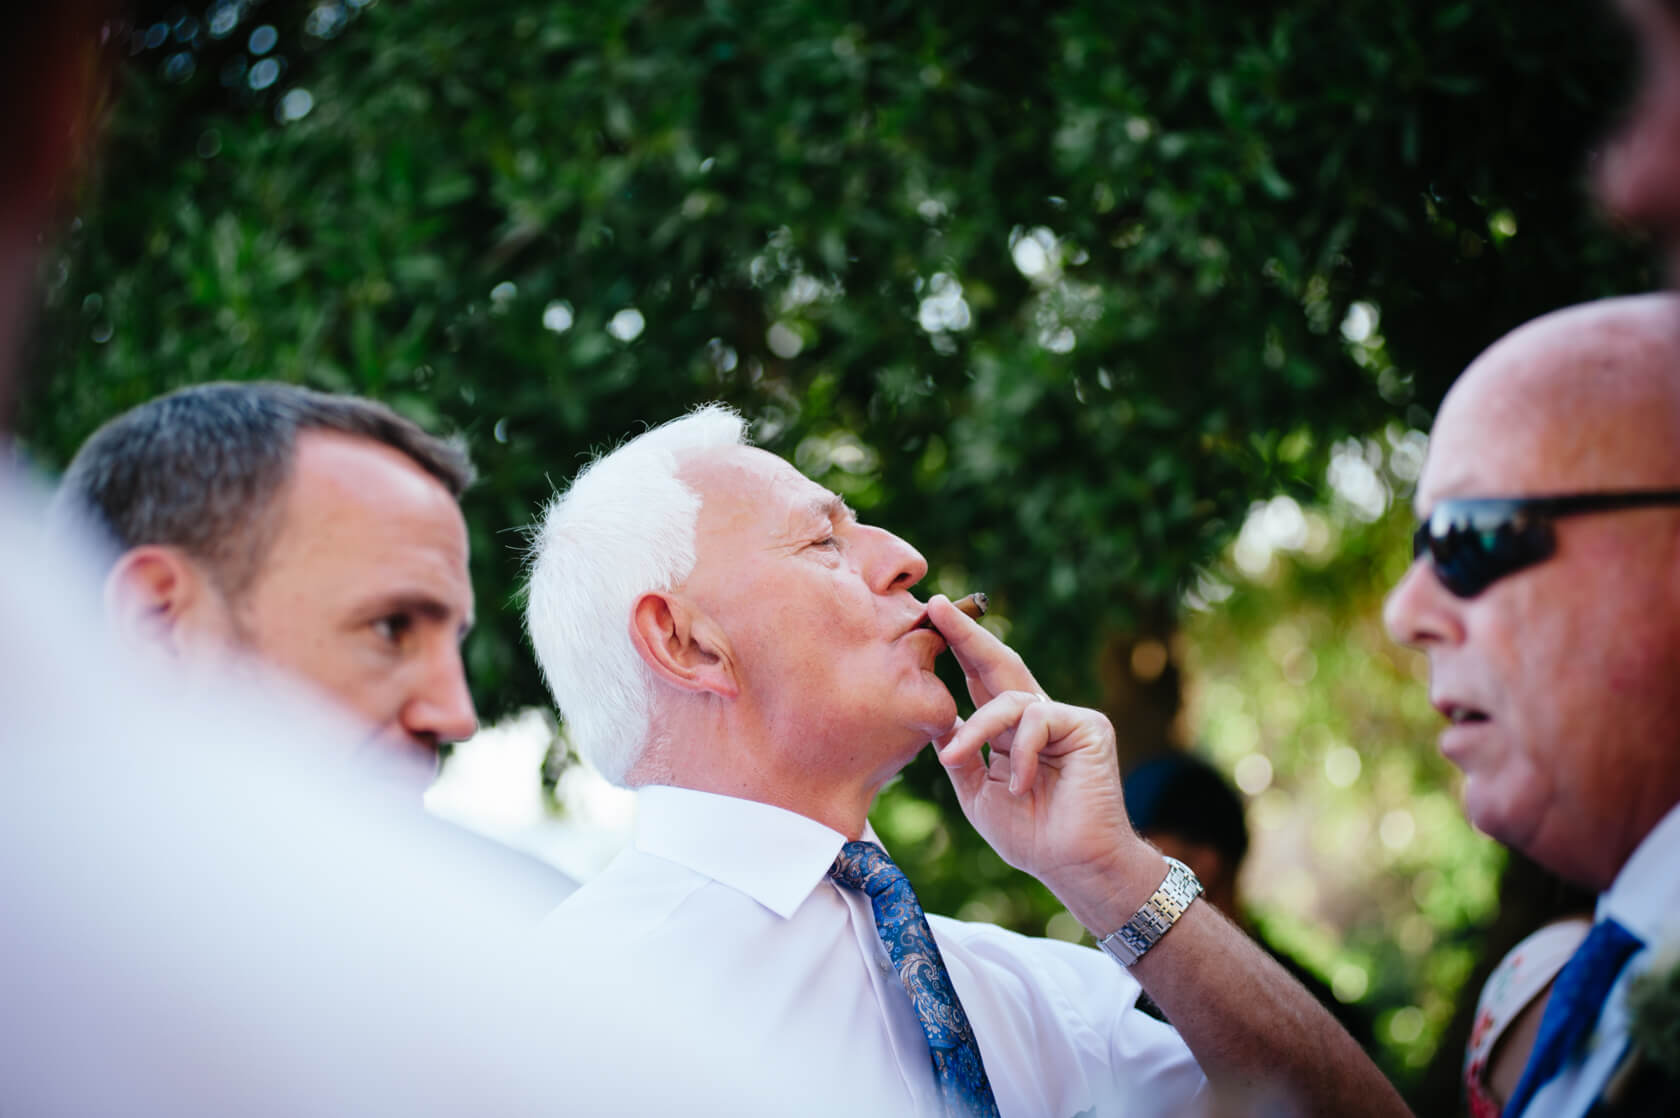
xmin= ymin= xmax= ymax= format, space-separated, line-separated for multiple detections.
xmin=1462 ymin=784 xmax=1534 ymax=859
xmin=912 ymin=698 xmax=960 ymax=741
xmin=1459 ymin=779 xmax=1501 ymax=837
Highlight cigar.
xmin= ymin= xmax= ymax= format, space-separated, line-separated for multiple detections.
xmin=917 ymin=592 xmax=988 ymax=628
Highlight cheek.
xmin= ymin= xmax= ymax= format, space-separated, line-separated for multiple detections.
xmin=327 ymin=662 xmax=421 ymax=730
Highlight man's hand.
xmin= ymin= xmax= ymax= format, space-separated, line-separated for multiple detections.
xmin=926 ymin=595 xmax=1414 ymax=1118
xmin=926 ymin=594 xmax=1160 ymax=930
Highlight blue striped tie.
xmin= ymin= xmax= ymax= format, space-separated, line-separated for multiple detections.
xmin=830 ymin=840 xmax=1002 ymax=1118
xmin=1503 ymin=917 xmax=1643 ymax=1118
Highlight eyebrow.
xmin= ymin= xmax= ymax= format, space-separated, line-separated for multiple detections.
xmin=809 ymin=494 xmax=855 ymax=527
xmin=370 ymin=592 xmax=475 ymax=638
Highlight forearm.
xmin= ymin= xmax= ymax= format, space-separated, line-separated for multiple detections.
xmin=1053 ymin=850 xmax=1412 ymax=1118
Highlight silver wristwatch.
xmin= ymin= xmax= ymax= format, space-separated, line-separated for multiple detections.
xmin=1094 ymin=856 xmax=1203 ymax=967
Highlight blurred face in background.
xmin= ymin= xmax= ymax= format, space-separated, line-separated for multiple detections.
xmin=1601 ymin=0 xmax=1680 ymax=272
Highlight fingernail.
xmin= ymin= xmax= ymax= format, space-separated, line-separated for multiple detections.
xmin=1008 ymin=774 xmax=1019 ymax=794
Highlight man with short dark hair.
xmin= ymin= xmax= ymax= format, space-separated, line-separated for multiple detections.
xmin=53 ymin=379 xmax=575 ymax=898
xmin=1386 ymin=293 xmax=1680 ymax=1117
xmin=56 ymin=381 xmax=482 ymax=767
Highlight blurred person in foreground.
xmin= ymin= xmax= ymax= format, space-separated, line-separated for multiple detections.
xmin=51 ymin=382 xmax=574 ymax=910
xmin=527 ymin=406 xmax=1409 ymax=1118
xmin=1385 ymin=293 xmax=1680 ymax=1117
xmin=1 ymin=7 xmax=737 ymax=1114
xmin=1122 ymin=751 xmax=1377 ymax=1053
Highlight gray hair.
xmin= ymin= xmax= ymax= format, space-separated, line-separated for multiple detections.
xmin=524 ymin=404 xmax=749 ymax=786
xmin=53 ymin=381 xmax=474 ymax=596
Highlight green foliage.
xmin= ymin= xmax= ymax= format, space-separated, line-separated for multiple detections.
xmin=21 ymin=0 xmax=1656 ymax=1092
xmin=30 ymin=0 xmax=1650 ymax=721
xmin=1181 ymin=434 xmax=1506 ymax=1079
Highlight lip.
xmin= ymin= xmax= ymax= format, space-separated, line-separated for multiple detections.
xmin=901 ymin=608 xmax=935 ymax=639
xmin=1431 ymin=694 xmax=1489 ymax=724
xmin=1437 ymin=721 xmax=1483 ymax=762
xmin=1432 ymin=698 xmax=1491 ymax=764
xmin=904 ymin=624 xmax=947 ymax=650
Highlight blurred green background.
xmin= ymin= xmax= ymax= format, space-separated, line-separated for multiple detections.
xmin=21 ymin=0 xmax=1662 ymax=1108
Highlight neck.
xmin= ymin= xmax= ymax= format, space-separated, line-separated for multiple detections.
xmin=651 ymin=696 xmax=918 ymax=839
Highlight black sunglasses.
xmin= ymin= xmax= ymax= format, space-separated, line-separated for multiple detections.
xmin=1411 ymin=489 xmax=1680 ymax=598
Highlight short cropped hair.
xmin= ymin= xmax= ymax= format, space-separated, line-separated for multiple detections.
xmin=54 ymin=381 xmax=474 ymax=595
xmin=525 ymin=404 xmax=749 ymax=786
xmin=1123 ymin=751 xmax=1251 ymax=868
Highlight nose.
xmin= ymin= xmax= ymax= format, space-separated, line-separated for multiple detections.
xmin=1382 ymin=558 xmax=1465 ymax=649
xmin=857 ymin=523 xmax=929 ymax=594
xmin=400 ymin=643 xmax=479 ymax=749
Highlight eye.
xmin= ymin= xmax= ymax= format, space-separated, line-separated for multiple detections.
xmin=812 ymin=535 xmax=838 ymax=548
xmin=373 ymin=613 xmax=414 ymax=644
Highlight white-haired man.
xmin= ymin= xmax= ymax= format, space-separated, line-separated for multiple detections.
xmin=528 ymin=406 xmax=1406 ymax=1117
xmin=1386 ymin=294 xmax=1680 ymax=1117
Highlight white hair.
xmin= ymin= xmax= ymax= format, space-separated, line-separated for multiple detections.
xmin=524 ymin=404 xmax=749 ymax=786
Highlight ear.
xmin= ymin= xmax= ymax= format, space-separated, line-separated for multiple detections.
xmin=104 ymin=545 xmax=222 ymax=656
xmin=629 ymin=591 xmax=739 ymax=700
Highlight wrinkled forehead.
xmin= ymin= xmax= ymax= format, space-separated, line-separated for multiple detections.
xmin=682 ymin=445 xmax=841 ymax=552
xmin=1418 ymin=298 xmax=1680 ymax=509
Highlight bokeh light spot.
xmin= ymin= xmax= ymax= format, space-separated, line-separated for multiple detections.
xmin=541 ymin=301 xmax=574 ymax=334
xmin=1331 ymin=963 xmax=1369 ymax=1003
xmin=1233 ymin=753 xmax=1273 ymax=796
xmin=1324 ymin=745 xmax=1362 ymax=788
xmin=277 ymin=89 xmax=315 ymax=123
xmin=766 ymin=321 xmax=804 ymax=358
xmin=249 ymin=58 xmax=282 ymax=91
xmin=607 ymin=308 xmax=645 ymax=342
xmin=1387 ymin=1006 xmax=1425 ymax=1044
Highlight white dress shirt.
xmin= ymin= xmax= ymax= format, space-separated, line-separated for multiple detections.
xmin=1525 ymin=801 xmax=1680 ymax=1116
xmin=545 ymin=784 xmax=1209 ymax=1117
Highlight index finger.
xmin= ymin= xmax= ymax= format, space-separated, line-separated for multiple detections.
xmin=926 ymin=593 xmax=1044 ymax=704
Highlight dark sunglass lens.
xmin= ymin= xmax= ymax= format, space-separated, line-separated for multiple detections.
xmin=1436 ymin=525 xmax=1502 ymax=597
xmin=1420 ymin=506 xmax=1557 ymax=598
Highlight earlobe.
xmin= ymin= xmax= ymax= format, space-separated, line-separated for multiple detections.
xmin=629 ymin=592 xmax=739 ymax=699
xmin=104 ymin=546 xmax=206 ymax=655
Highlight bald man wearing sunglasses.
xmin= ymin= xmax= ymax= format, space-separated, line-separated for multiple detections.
xmin=1385 ymin=292 xmax=1680 ymax=1118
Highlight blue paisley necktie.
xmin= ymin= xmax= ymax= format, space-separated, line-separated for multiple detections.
xmin=829 ymin=840 xmax=1002 ymax=1118
xmin=1503 ymin=917 xmax=1643 ymax=1118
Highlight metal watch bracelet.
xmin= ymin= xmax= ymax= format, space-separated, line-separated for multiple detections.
xmin=1094 ymin=856 xmax=1203 ymax=967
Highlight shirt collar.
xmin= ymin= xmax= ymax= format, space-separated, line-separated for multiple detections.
xmin=1601 ymin=800 xmax=1680 ymax=945
xmin=633 ymin=785 xmax=882 ymax=919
